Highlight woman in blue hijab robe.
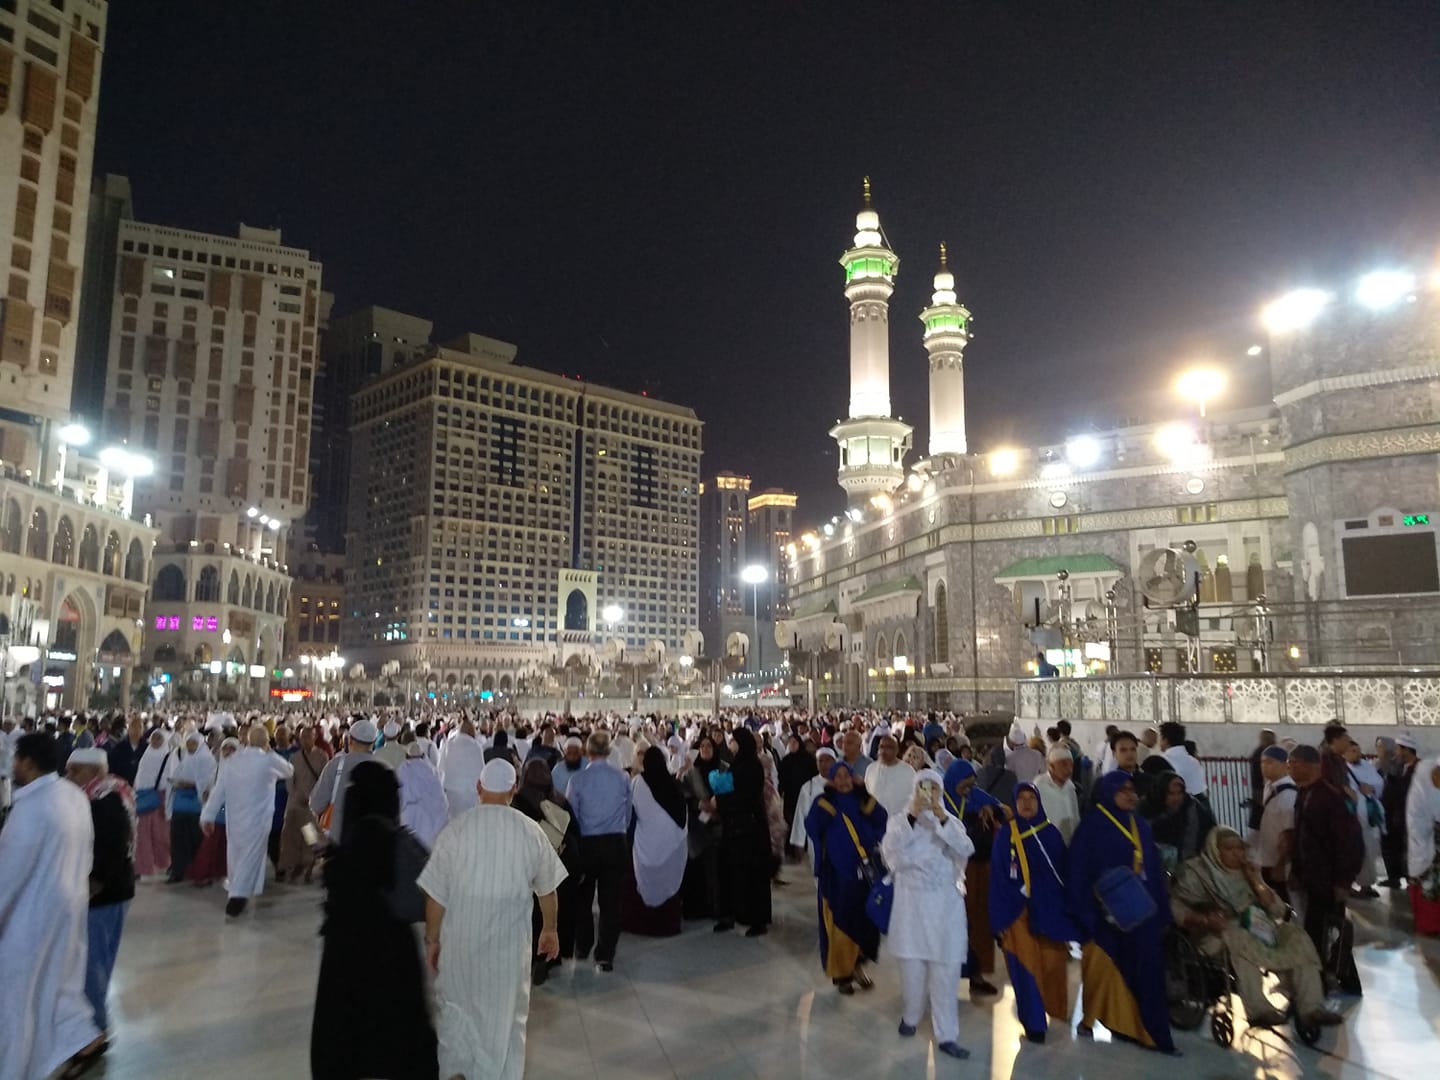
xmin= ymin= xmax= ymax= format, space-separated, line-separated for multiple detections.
xmin=804 ymin=760 xmax=887 ymax=994
xmin=942 ymin=758 xmax=1003 ymax=995
xmin=989 ymin=781 xmax=1079 ymax=1043
xmin=1065 ymin=770 xmax=1175 ymax=1053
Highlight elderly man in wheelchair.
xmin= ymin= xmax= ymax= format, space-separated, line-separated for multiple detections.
xmin=1170 ymin=826 xmax=1343 ymax=1032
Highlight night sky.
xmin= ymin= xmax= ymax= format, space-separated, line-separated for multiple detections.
xmin=94 ymin=2 xmax=1440 ymax=521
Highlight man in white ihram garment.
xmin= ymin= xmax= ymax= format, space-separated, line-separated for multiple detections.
xmin=0 ymin=733 xmax=101 ymax=1080
xmin=201 ymin=726 xmax=294 ymax=917
xmin=440 ymin=719 xmax=486 ymax=820
xmin=419 ymin=758 xmax=567 ymax=1080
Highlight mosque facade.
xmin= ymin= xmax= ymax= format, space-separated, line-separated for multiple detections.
xmin=780 ymin=189 xmax=1440 ymax=713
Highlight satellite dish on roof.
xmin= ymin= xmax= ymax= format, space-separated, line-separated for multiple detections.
xmin=1139 ymin=547 xmax=1197 ymax=607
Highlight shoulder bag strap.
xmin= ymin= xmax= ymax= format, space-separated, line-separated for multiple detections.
xmin=839 ymin=811 xmax=869 ymax=861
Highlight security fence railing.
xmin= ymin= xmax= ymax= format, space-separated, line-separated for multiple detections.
xmin=1016 ymin=671 xmax=1440 ymax=727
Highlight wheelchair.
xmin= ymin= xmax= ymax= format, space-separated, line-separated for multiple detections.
xmin=1163 ymin=925 xmax=1322 ymax=1047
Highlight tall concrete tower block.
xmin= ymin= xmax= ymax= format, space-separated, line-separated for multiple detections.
xmin=829 ymin=179 xmax=912 ymax=506
xmin=920 ymin=242 xmax=971 ymax=457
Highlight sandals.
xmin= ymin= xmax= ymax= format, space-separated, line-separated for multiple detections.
xmin=854 ymin=964 xmax=874 ymax=990
xmin=60 ymin=1040 xmax=108 ymax=1078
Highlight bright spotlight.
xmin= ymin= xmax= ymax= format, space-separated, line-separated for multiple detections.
xmin=246 ymin=506 xmax=260 ymax=518
xmin=1355 ymin=269 xmax=1416 ymax=311
xmin=1261 ymin=288 xmax=1330 ymax=334
xmin=989 ymin=448 xmax=1020 ymax=476
xmin=1064 ymin=436 xmax=1102 ymax=468
xmin=741 ymin=564 xmax=768 ymax=585
xmin=822 ymin=523 xmax=834 ymax=537
xmin=266 ymin=518 xmax=281 ymax=531
xmin=1155 ymin=422 xmax=1205 ymax=463
xmin=905 ymin=473 xmax=923 ymax=492
xmin=602 ymin=604 xmax=624 ymax=625
xmin=1175 ymin=367 xmax=1226 ymax=418
xmin=1246 ymin=344 xmax=1263 ymax=357
xmin=126 ymin=453 xmax=155 ymax=478
xmin=846 ymin=507 xmax=864 ymax=523
xmin=58 ymin=423 xmax=91 ymax=446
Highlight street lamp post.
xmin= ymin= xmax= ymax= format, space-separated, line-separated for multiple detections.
xmin=1175 ymin=367 xmax=1226 ymax=420
xmin=741 ymin=565 xmax=767 ymax=678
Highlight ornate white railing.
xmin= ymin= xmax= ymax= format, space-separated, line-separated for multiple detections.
xmin=1015 ymin=671 xmax=1440 ymax=726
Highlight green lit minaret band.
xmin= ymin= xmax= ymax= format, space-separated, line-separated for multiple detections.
xmin=844 ymin=255 xmax=897 ymax=283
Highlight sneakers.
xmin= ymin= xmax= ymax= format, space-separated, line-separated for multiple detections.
xmin=898 ymin=1021 xmax=917 ymax=1037
xmin=936 ymin=1042 xmax=970 ymax=1059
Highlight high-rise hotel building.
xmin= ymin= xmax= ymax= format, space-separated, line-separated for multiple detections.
xmin=97 ymin=221 xmax=323 ymax=697
xmin=0 ymin=2 xmax=164 ymax=712
xmin=346 ymin=336 xmax=701 ymax=699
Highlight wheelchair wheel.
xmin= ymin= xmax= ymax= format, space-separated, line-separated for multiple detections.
xmin=1294 ymin=1016 xmax=1321 ymax=1046
xmin=1164 ymin=929 xmax=1209 ymax=1031
xmin=1211 ymin=1010 xmax=1234 ymax=1046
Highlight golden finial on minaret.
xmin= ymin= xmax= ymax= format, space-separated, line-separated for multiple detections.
xmin=939 ymin=242 xmax=948 ymax=269
xmin=862 ymin=176 xmax=872 ymax=208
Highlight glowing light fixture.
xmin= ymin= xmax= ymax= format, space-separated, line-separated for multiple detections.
xmin=989 ymin=448 xmax=1020 ymax=476
xmin=1355 ymin=269 xmax=1416 ymax=311
xmin=58 ymin=423 xmax=91 ymax=446
xmin=1064 ymin=436 xmax=1102 ymax=468
xmin=1175 ymin=367 xmax=1226 ymax=418
xmin=601 ymin=603 xmax=624 ymax=625
xmin=1246 ymin=344 xmax=1263 ymax=357
xmin=1155 ymin=422 xmax=1204 ymax=463
xmin=1261 ymin=288 xmax=1330 ymax=334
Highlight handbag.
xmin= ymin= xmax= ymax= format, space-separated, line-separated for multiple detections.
xmin=538 ymin=801 xmax=571 ymax=853
xmin=135 ymin=750 xmax=172 ymax=815
xmin=385 ymin=828 xmax=430 ymax=924
xmin=317 ymin=754 xmax=345 ymax=833
xmin=707 ymin=768 xmax=734 ymax=795
xmin=1094 ymin=865 xmax=1156 ymax=931
xmin=171 ymin=786 xmax=202 ymax=816
xmin=840 ymin=810 xmax=893 ymax=933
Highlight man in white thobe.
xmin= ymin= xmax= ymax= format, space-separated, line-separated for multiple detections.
xmin=419 ymin=759 xmax=567 ymax=1080
xmin=1033 ymin=744 xmax=1081 ymax=844
xmin=790 ymin=747 xmax=837 ymax=869
xmin=0 ymin=733 xmax=102 ymax=1080
xmin=865 ymin=735 xmax=916 ymax=826
xmin=439 ymin=722 xmax=486 ymax=820
xmin=202 ymin=726 xmax=293 ymax=917
xmin=398 ymin=741 xmax=450 ymax=849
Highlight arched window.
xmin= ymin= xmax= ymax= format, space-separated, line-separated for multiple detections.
xmin=0 ymin=499 xmax=21 ymax=554
xmin=265 ymin=582 xmax=276 ymax=613
xmin=124 ymin=539 xmax=146 ymax=582
xmin=563 ymin=589 xmax=588 ymax=631
xmin=875 ymin=633 xmax=890 ymax=665
xmin=933 ymin=582 xmax=950 ymax=664
xmin=102 ymin=531 xmax=123 ymax=576
xmin=242 ymin=576 xmax=254 ymax=608
xmin=153 ymin=644 xmax=178 ymax=663
xmin=893 ymin=630 xmax=908 ymax=666
xmin=196 ymin=566 xmax=221 ymax=602
xmin=227 ymin=570 xmax=240 ymax=604
xmin=153 ymin=564 xmax=187 ymax=602
xmin=78 ymin=525 xmax=99 ymax=571
xmin=26 ymin=508 xmax=48 ymax=559
xmin=51 ymin=516 xmax=74 ymax=565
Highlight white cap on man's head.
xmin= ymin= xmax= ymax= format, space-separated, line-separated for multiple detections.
xmin=383 ymin=721 xmax=401 ymax=739
xmin=69 ymin=748 xmax=107 ymax=767
xmin=1397 ymin=733 xmax=1419 ymax=751
xmin=480 ymin=759 xmax=517 ymax=792
xmin=351 ymin=719 xmax=379 ymax=744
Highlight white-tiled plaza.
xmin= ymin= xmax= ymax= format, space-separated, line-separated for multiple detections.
xmin=96 ymin=874 xmax=1435 ymax=1079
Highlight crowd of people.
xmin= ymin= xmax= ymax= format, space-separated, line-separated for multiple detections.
xmin=2 ymin=704 xmax=1439 ymax=1078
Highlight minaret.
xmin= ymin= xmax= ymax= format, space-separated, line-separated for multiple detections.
xmin=829 ymin=178 xmax=913 ymax=506
xmin=920 ymin=242 xmax=971 ymax=456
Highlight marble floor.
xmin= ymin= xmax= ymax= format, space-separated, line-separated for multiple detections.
xmin=93 ymin=870 xmax=1439 ymax=1080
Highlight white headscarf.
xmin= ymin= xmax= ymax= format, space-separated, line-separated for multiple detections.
xmin=134 ymin=730 xmax=176 ymax=791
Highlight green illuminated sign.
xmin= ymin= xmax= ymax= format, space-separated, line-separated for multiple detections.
xmin=925 ymin=313 xmax=967 ymax=333
xmin=844 ymin=256 xmax=896 ymax=283
xmin=1403 ymin=514 xmax=1430 ymax=526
